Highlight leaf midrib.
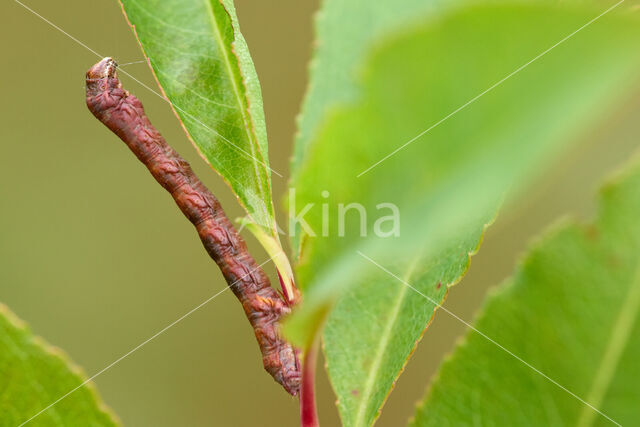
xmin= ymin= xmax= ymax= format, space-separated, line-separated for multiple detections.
xmin=353 ymin=258 xmax=419 ymax=427
xmin=203 ymin=0 xmax=269 ymax=219
xmin=577 ymin=263 xmax=640 ymax=427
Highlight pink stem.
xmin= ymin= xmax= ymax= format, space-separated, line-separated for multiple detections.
xmin=300 ymin=340 xmax=320 ymax=427
xmin=277 ymin=270 xmax=291 ymax=303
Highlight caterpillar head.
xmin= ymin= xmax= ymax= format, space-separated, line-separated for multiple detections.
xmin=86 ymin=57 xmax=123 ymax=99
xmin=86 ymin=57 xmax=118 ymax=80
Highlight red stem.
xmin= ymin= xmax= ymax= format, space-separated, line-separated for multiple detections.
xmin=300 ymin=340 xmax=320 ymax=427
xmin=277 ymin=270 xmax=291 ymax=304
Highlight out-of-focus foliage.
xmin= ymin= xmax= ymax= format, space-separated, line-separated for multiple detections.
xmin=291 ymin=0 xmax=439 ymax=191
xmin=0 ymin=303 xmax=118 ymax=425
xmin=286 ymin=1 xmax=640 ymax=425
xmin=413 ymin=155 xmax=640 ymax=426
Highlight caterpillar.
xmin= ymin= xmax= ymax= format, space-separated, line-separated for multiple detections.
xmin=85 ymin=57 xmax=300 ymax=395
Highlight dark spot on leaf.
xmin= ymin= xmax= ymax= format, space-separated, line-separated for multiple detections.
xmin=585 ymin=225 xmax=599 ymax=240
xmin=436 ymin=282 xmax=442 ymax=289
xmin=352 ymin=389 xmax=359 ymax=396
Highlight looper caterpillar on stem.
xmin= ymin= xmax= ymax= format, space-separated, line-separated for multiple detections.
xmin=85 ymin=57 xmax=300 ymax=396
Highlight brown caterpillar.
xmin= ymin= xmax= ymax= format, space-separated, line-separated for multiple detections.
xmin=85 ymin=57 xmax=300 ymax=395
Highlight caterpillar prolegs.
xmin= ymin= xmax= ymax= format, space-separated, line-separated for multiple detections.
xmin=85 ymin=58 xmax=300 ymax=395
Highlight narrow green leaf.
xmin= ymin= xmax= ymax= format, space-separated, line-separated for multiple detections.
xmin=237 ymin=216 xmax=296 ymax=299
xmin=286 ymin=1 xmax=640 ymax=425
xmin=412 ymin=156 xmax=640 ymax=426
xmin=0 ymin=303 xmax=118 ymax=425
xmin=120 ymin=0 xmax=278 ymax=238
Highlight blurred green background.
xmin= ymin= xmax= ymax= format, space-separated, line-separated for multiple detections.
xmin=1 ymin=1 xmax=639 ymax=426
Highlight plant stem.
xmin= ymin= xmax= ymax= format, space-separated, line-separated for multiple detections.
xmin=300 ymin=339 xmax=320 ymax=427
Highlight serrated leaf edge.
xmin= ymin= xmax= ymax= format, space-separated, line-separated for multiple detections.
xmin=0 ymin=303 xmax=119 ymax=425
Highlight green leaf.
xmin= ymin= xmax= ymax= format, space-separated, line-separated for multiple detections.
xmin=237 ymin=216 xmax=296 ymax=299
xmin=289 ymin=0 xmax=445 ymax=262
xmin=286 ymin=1 xmax=640 ymax=424
xmin=412 ymin=156 xmax=640 ymax=426
xmin=119 ymin=0 xmax=278 ymax=239
xmin=0 ymin=303 xmax=118 ymax=425
xmin=291 ymin=0 xmax=440 ymax=183
xmin=324 ymin=226 xmax=491 ymax=427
